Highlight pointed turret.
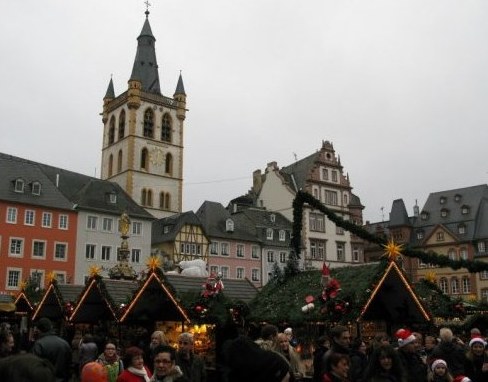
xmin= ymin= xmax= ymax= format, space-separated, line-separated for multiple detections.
xmin=102 ymin=77 xmax=115 ymax=123
xmin=174 ymin=72 xmax=187 ymax=121
xmin=129 ymin=11 xmax=161 ymax=94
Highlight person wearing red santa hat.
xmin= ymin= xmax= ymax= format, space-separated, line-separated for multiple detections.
xmin=395 ymin=328 xmax=427 ymax=382
xmin=453 ymin=376 xmax=472 ymax=382
xmin=465 ymin=335 xmax=488 ymax=382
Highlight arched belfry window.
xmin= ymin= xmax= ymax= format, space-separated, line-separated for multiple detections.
xmin=108 ymin=116 xmax=115 ymax=144
xmin=141 ymin=189 xmax=147 ymax=205
xmin=165 ymin=193 xmax=171 ymax=209
xmin=147 ymin=189 xmax=153 ymax=207
xmin=161 ymin=113 xmax=172 ymax=142
xmin=108 ymin=154 xmax=113 ymax=177
xmin=141 ymin=148 xmax=149 ymax=170
xmin=143 ymin=108 xmax=154 ymax=138
xmin=165 ymin=153 xmax=173 ymax=175
xmin=117 ymin=150 xmax=123 ymax=172
xmin=118 ymin=110 xmax=126 ymax=139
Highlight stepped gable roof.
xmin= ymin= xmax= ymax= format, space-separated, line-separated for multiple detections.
xmin=0 ymin=153 xmax=73 ymax=210
xmin=280 ymin=152 xmax=319 ymax=192
xmin=152 ymin=211 xmax=203 ymax=244
xmin=119 ymin=271 xmax=190 ymax=323
xmin=165 ymin=274 xmax=258 ymax=303
xmin=196 ymin=201 xmax=257 ymax=241
xmin=389 ymin=199 xmax=410 ymax=227
xmin=416 ymin=184 xmax=488 ymax=240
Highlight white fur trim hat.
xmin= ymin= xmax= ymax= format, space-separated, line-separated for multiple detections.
xmin=453 ymin=376 xmax=471 ymax=382
xmin=469 ymin=336 xmax=487 ymax=347
xmin=431 ymin=359 xmax=447 ymax=372
xmin=395 ymin=328 xmax=416 ymax=348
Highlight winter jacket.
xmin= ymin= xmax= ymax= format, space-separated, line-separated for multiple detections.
xmin=31 ymin=332 xmax=72 ymax=382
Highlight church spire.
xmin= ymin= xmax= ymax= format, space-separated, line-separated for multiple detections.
xmin=130 ymin=9 xmax=161 ymax=94
xmin=104 ymin=77 xmax=115 ymax=99
xmin=174 ymin=71 xmax=186 ymax=96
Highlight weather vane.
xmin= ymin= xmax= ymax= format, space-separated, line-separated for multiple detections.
xmin=144 ymin=0 xmax=151 ymax=17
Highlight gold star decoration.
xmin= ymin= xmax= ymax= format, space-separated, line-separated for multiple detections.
xmin=20 ymin=280 xmax=28 ymax=291
xmin=382 ymin=239 xmax=404 ymax=261
xmin=147 ymin=256 xmax=161 ymax=271
xmin=425 ymin=271 xmax=437 ymax=283
xmin=47 ymin=271 xmax=57 ymax=284
xmin=89 ymin=265 xmax=102 ymax=277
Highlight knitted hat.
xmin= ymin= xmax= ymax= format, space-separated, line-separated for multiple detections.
xmin=469 ymin=335 xmax=487 ymax=348
xmin=431 ymin=359 xmax=447 ymax=372
xmin=395 ymin=328 xmax=416 ymax=348
xmin=81 ymin=362 xmax=108 ymax=382
xmin=224 ymin=336 xmax=290 ymax=382
xmin=453 ymin=376 xmax=471 ymax=382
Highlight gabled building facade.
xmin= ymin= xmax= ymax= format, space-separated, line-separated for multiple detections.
xmin=100 ymin=10 xmax=187 ymax=219
xmin=0 ymin=153 xmax=154 ymax=289
xmin=250 ymin=140 xmax=365 ymax=270
xmin=365 ymin=184 xmax=488 ymax=302
xmin=196 ymin=201 xmax=263 ymax=287
xmin=0 ymin=154 xmax=77 ymax=292
xmin=152 ymin=211 xmax=210 ymax=268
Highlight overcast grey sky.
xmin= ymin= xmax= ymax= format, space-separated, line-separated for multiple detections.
xmin=2 ymin=0 xmax=487 ymax=223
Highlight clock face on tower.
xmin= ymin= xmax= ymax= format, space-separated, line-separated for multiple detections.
xmin=150 ymin=148 xmax=164 ymax=166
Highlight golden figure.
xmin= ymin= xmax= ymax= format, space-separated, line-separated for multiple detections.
xmin=119 ymin=212 xmax=131 ymax=236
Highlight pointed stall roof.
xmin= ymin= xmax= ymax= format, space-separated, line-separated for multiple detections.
xmin=119 ymin=271 xmax=190 ymax=323
xmin=32 ymin=283 xmax=84 ymax=321
xmin=14 ymin=292 xmax=33 ymax=315
xmin=130 ymin=13 xmax=161 ymax=94
xmin=358 ymin=261 xmax=431 ymax=323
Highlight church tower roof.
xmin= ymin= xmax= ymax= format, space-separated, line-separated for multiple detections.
xmin=130 ymin=11 xmax=161 ymax=94
xmin=104 ymin=77 xmax=115 ymax=99
xmin=174 ymin=72 xmax=186 ymax=96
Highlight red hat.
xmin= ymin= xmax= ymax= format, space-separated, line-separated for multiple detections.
xmin=395 ymin=328 xmax=416 ymax=348
xmin=453 ymin=376 xmax=471 ymax=382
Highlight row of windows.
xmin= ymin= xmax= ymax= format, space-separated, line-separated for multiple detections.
xmin=6 ymin=268 xmax=66 ymax=290
xmin=13 ymin=179 xmax=42 ymax=195
xmin=7 ymin=238 xmax=68 ymax=260
xmin=210 ymin=242 xmax=260 ymax=258
xmin=86 ymin=215 xmax=143 ymax=235
xmin=180 ymin=242 xmax=202 ymax=256
xmin=266 ymin=251 xmax=288 ymax=263
xmin=209 ymin=265 xmax=260 ymax=282
xmin=420 ymin=205 xmax=470 ymax=220
xmin=141 ymin=189 xmax=171 ymax=210
xmin=321 ymin=168 xmax=339 ymax=183
xmin=107 ymin=109 xmax=174 ymax=145
xmin=5 ymin=207 xmax=69 ymax=229
xmin=308 ymin=240 xmax=356 ymax=262
xmin=438 ymin=277 xmax=471 ymax=294
xmin=265 ymin=228 xmax=287 ymax=241
xmin=85 ymin=244 xmax=142 ymax=263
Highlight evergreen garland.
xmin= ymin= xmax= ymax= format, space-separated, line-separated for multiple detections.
xmin=292 ymin=191 xmax=488 ymax=273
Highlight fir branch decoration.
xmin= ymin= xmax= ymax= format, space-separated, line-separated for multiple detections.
xmin=292 ymin=191 xmax=488 ymax=273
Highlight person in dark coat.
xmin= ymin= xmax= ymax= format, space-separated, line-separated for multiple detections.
xmin=464 ymin=336 xmax=488 ymax=382
xmin=429 ymin=328 xmax=467 ymax=378
xmin=313 ymin=336 xmax=329 ymax=382
xmin=321 ymin=325 xmax=351 ymax=377
xmin=349 ymin=337 xmax=368 ymax=382
xmin=175 ymin=333 xmax=206 ymax=382
xmin=395 ymin=328 xmax=428 ymax=382
xmin=31 ymin=317 xmax=72 ymax=382
xmin=363 ymin=344 xmax=407 ymax=382
xmin=151 ymin=345 xmax=189 ymax=382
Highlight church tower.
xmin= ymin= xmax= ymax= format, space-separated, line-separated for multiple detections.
xmin=101 ymin=9 xmax=187 ymax=219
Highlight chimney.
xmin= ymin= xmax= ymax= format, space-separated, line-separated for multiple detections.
xmin=253 ymin=169 xmax=262 ymax=193
xmin=56 ymin=174 xmax=60 ymax=188
xmin=413 ymin=199 xmax=420 ymax=217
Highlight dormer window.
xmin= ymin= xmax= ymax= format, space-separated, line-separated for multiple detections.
xmin=109 ymin=193 xmax=117 ymax=204
xmin=461 ymin=205 xmax=470 ymax=215
xmin=270 ymin=214 xmax=276 ymax=223
xmin=454 ymin=194 xmax=461 ymax=202
xmin=226 ymin=218 xmax=234 ymax=232
xmin=31 ymin=182 xmax=41 ymax=195
xmin=440 ymin=208 xmax=449 ymax=218
xmin=458 ymin=224 xmax=466 ymax=234
xmin=421 ymin=211 xmax=429 ymax=220
xmin=163 ymin=226 xmax=170 ymax=234
xmin=440 ymin=196 xmax=446 ymax=204
xmin=416 ymin=230 xmax=424 ymax=240
xmin=266 ymin=228 xmax=273 ymax=240
xmin=14 ymin=178 xmax=24 ymax=193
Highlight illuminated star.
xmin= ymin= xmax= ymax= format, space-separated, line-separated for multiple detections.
xmin=382 ymin=240 xmax=404 ymax=261
xmin=20 ymin=280 xmax=28 ymax=290
xmin=47 ymin=271 xmax=57 ymax=283
xmin=89 ymin=265 xmax=102 ymax=277
xmin=146 ymin=256 xmax=161 ymax=271
xmin=425 ymin=271 xmax=437 ymax=283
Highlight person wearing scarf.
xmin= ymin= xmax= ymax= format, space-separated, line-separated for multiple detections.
xmin=98 ymin=341 xmax=124 ymax=382
xmin=117 ymin=346 xmax=152 ymax=382
xmin=150 ymin=345 xmax=188 ymax=382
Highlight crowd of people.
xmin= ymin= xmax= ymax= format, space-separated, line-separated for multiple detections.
xmin=1 ymin=318 xmax=487 ymax=382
